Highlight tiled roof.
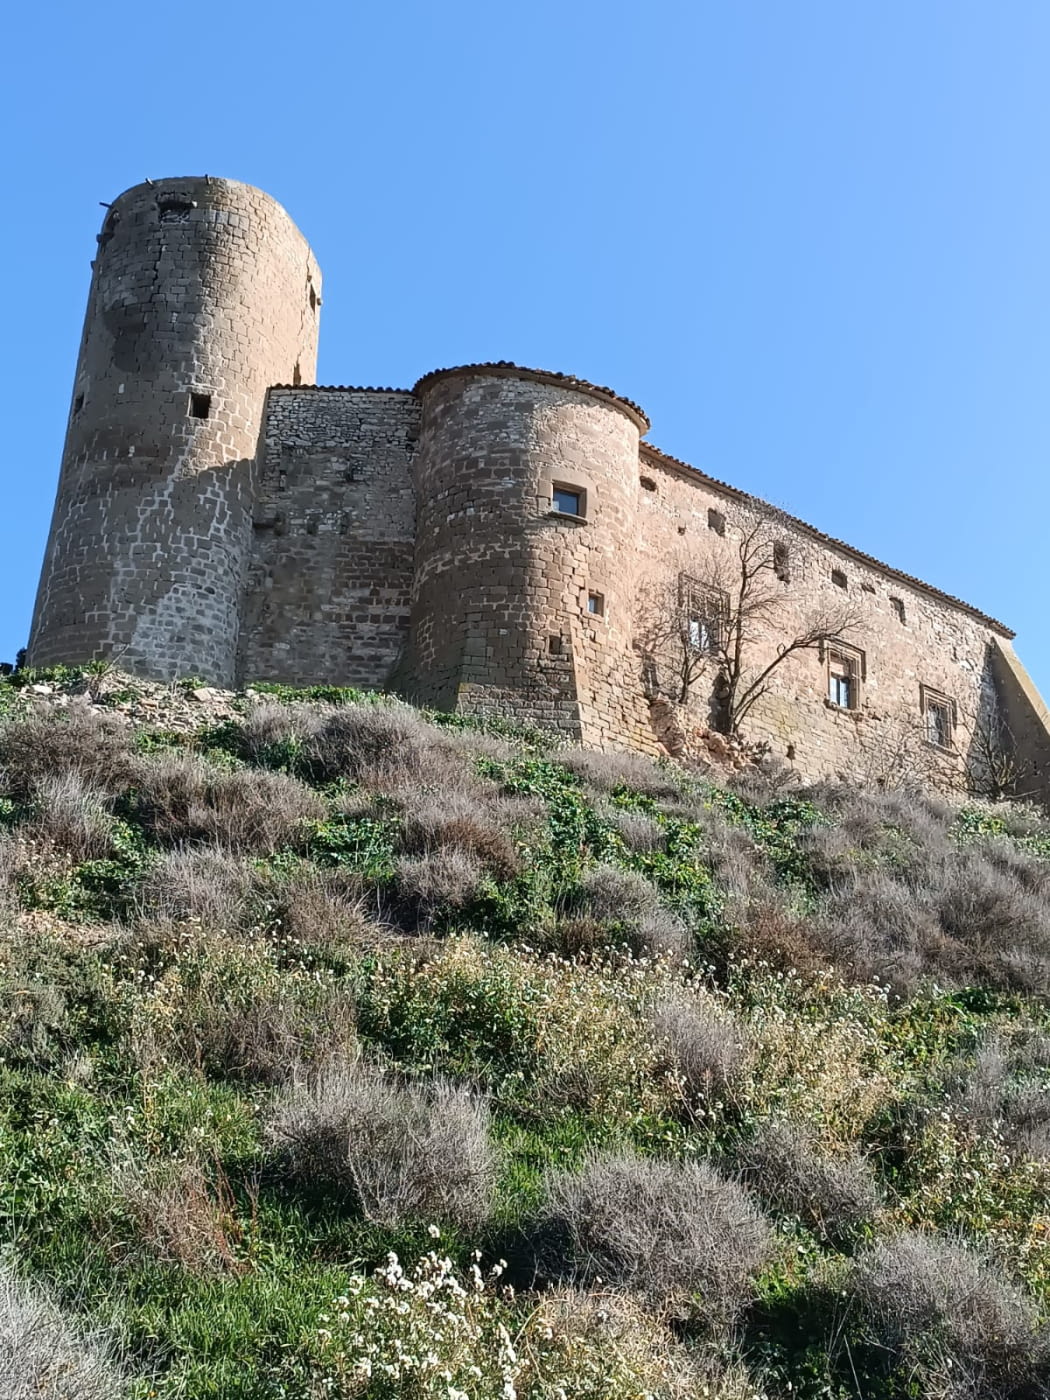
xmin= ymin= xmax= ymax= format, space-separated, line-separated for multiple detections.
xmin=412 ymin=361 xmax=651 ymax=432
xmin=270 ymin=384 xmax=411 ymax=393
xmin=640 ymin=443 xmax=1014 ymax=638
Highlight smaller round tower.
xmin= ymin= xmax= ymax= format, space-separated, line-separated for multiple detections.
xmin=29 ymin=177 xmax=321 ymax=684
xmin=409 ymin=364 xmax=652 ymax=746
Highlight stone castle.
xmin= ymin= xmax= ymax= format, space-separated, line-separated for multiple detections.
xmin=27 ymin=176 xmax=1050 ymax=797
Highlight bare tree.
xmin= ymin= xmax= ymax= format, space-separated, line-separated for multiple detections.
xmin=637 ymin=516 xmax=862 ymax=736
xmin=966 ymin=709 xmax=1032 ymax=802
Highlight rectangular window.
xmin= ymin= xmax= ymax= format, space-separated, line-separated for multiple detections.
xmin=190 ymin=392 xmax=212 ymax=420
xmin=831 ymin=568 xmax=847 ymax=589
xmin=552 ymin=486 xmax=582 ymax=516
xmin=773 ymin=541 xmax=791 ymax=582
xmin=921 ymin=686 xmax=955 ymax=749
xmin=680 ymin=576 xmax=727 ymax=653
xmin=827 ymin=649 xmax=860 ymax=709
xmin=587 ymin=592 xmax=605 ymax=616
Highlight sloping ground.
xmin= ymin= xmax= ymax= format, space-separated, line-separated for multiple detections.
xmin=2 ymin=667 xmax=1050 ymax=1399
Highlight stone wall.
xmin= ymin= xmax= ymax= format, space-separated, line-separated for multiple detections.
xmin=634 ymin=449 xmax=1009 ymax=786
xmin=28 ymin=177 xmax=320 ymax=685
xmin=238 ymin=388 xmax=418 ymax=688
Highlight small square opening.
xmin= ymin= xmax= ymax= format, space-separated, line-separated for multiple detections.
xmin=707 ymin=508 xmax=726 ymax=536
xmin=190 ymin=392 xmax=212 ymax=420
xmin=552 ymin=485 xmax=583 ymax=517
xmin=587 ymin=592 xmax=605 ymax=617
xmin=548 ymin=635 xmax=564 ymax=656
xmin=831 ymin=568 xmax=847 ymax=589
xmin=640 ymin=475 xmax=657 ymax=492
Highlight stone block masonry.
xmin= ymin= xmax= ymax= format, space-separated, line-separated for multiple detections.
xmin=26 ymin=177 xmax=1050 ymax=800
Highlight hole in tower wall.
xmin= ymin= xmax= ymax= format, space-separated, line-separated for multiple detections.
xmin=292 ymin=362 xmax=302 ymax=386
xmin=158 ymin=196 xmax=196 ymax=223
xmin=309 ymin=285 xmax=318 ymax=312
xmin=189 ymin=393 xmax=212 ymax=420
xmin=73 ymin=393 xmax=84 ymax=416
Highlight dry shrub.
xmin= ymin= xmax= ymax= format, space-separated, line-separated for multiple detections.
xmin=394 ymin=848 xmax=487 ymax=923
xmin=600 ymin=803 xmax=665 ymax=853
xmin=117 ymin=1157 xmax=244 ymax=1276
xmin=268 ymin=1061 xmax=495 ymax=1230
xmin=649 ymin=994 xmax=751 ymax=1105
xmin=937 ymin=857 xmax=1050 ymax=992
xmin=0 ymin=703 xmax=134 ymax=800
xmin=568 ymin=865 xmax=690 ymax=960
xmin=527 ymin=1290 xmax=763 ymax=1399
xmin=0 ymin=1264 xmax=125 ymax=1399
xmin=254 ymin=863 xmax=375 ymax=947
xmin=849 ymin=1232 xmax=1050 ymax=1399
xmin=23 ymin=772 xmax=116 ymax=862
xmin=722 ymin=756 xmax=800 ymax=806
xmin=950 ymin=1032 xmax=1050 ymax=1159
xmin=736 ymin=1120 xmax=879 ymax=1244
xmin=399 ymin=789 xmax=523 ymax=881
xmin=128 ymin=751 xmax=325 ymax=853
xmin=557 ymin=746 xmax=683 ymax=799
xmin=0 ymin=831 xmax=19 ymax=920
xmin=298 ymin=702 xmax=478 ymax=793
xmin=130 ymin=929 xmax=357 ymax=1083
xmin=135 ymin=846 xmax=254 ymax=928
xmin=536 ymin=1152 xmax=772 ymax=1321
xmin=727 ymin=895 xmax=834 ymax=979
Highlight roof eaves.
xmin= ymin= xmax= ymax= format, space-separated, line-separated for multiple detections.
xmin=640 ymin=443 xmax=1015 ymax=638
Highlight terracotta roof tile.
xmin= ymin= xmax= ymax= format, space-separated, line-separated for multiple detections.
xmin=412 ymin=361 xmax=651 ymax=432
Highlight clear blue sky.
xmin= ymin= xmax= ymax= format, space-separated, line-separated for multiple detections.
xmin=2 ymin=2 xmax=1047 ymax=691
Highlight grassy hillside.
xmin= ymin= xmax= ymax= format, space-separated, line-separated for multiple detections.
xmin=2 ymin=667 xmax=1050 ymax=1398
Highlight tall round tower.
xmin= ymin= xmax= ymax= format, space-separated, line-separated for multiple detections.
xmin=28 ymin=177 xmax=321 ymax=684
xmin=409 ymin=364 xmax=653 ymax=747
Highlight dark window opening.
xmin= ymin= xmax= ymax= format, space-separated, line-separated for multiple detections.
xmin=890 ymin=596 xmax=906 ymax=623
xmin=773 ymin=541 xmax=790 ymax=582
xmin=73 ymin=393 xmax=84 ymax=416
xmin=548 ymin=635 xmax=564 ymax=656
xmin=587 ymin=592 xmax=605 ymax=617
xmin=309 ymin=285 xmax=318 ymax=312
xmin=921 ymin=686 xmax=955 ymax=749
xmin=190 ymin=392 xmax=212 ymax=420
xmin=831 ymin=568 xmax=848 ymax=589
xmin=640 ymin=476 xmax=657 ymax=492
xmin=786 ymin=743 xmax=796 ymax=761
xmin=158 ymin=196 xmax=196 ymax=223
xmin=707 ymin=508 xmax=725 ymax=535
xmin=553 ymin=486 xmax=582 ymax=516
xmin=292 ymin=361 xmax=302 ymax=386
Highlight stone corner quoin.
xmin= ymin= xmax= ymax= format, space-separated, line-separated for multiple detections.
xmin=25 ymin=175 xmax=1050 ymax=801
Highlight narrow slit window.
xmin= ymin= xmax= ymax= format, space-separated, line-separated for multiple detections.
xmin=73 ymin=393 xmax=84 ymax=416
xmin=190 ymin=392 xmax=212 ymax=420
xmin=773 ymin=541 xmax=790 ymax=582
xmin=309 ymin=284 xmax=318 ymax=312
xmin=890 ymin=596 xmax=906 ymax=623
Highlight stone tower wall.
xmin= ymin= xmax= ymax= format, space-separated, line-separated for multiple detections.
xmin=238 ymin=388 xmax=418 ymax=688
xmin=408 ymin=368 xmax=653 ymax=745
xmin=28 ymin=177 xmax=320 ymax=685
